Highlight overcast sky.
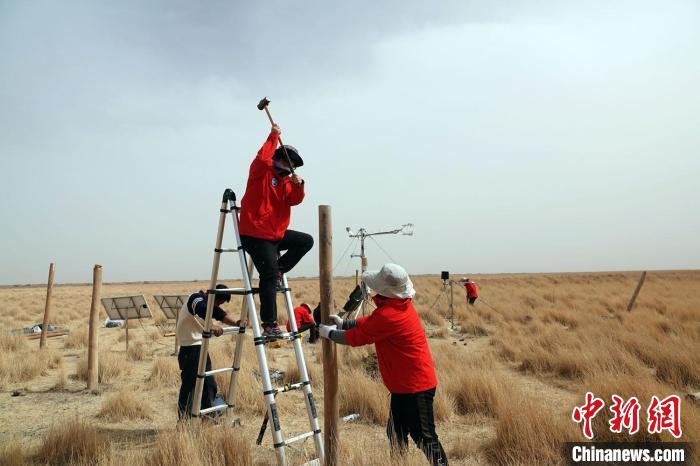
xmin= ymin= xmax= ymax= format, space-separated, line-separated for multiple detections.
xmin=1 ymin=0 xmax=698 ymax=285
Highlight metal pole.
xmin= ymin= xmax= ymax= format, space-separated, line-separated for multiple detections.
xmin=319 ymin=205 xmax=338 ymax=466
xmin=87 ymin=264 xmax=102 ymax=391
xmin=39 ymin=263 xmax=55 ymax=349
xmin=360 ymin=232 xmax=368 ymax=316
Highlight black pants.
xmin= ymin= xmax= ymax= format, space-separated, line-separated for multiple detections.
xmin=178 ymin=345 xmax=218 ymax=419
xmin=387 ymin=388 xmax=448 ymax=466
xmin=468 ymin=297 xmax=477 ymax=305
xmin=240 ymin=230 xmax=314 ymax=324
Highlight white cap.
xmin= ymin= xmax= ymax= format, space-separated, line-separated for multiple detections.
xmin=362 ymin=263 xmax=415 ymax=299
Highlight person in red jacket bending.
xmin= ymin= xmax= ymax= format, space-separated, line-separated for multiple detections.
xmin=319 ymin=263 xmax=448 ymax=466
xmin=461 ymin=278 xmax=479 ymax=305
xmin=286 ymin=303 xmax=319 ymax=343
xmin=239 ymin=124 xmax=313 ymax=337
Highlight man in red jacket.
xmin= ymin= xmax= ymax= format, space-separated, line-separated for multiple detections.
xmin=239 ymin=124 xmax=313 ymax=337
xmin=461 ymin=278 xmax=479 ymax=305
xmin=319 ymin=263 xmax=448 ymax=466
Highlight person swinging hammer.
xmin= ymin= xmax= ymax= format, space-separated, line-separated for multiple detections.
xmin=239 ymin=124 xmax=313 ymax=338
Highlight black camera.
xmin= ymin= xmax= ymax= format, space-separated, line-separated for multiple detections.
xmin=441 ymin=271 xmax=449 ymax=281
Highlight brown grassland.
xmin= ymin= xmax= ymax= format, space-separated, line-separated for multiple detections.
xmin=0 ymin=270 xmax=698 ymax=465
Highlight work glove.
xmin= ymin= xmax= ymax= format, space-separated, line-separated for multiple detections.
xmin=318 ymin=324 xmax=337 ymax=339
xmin=329 ymin=314 xmax=343 ymax=327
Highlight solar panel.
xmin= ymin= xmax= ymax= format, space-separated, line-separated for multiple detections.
xmin=100 ymin=295 xmax=152 ymax=321
xmin=153 ymin=294 xmax=188 ymax=320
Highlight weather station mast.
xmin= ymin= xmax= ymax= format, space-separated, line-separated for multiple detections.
xmin=345 ymin=223 xmax=414 ymax=315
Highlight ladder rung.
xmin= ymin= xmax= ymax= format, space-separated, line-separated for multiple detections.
xmin=254 ymin=332 xmax=297 ymax=345
xmin=199 ymin=404 xmax=228 ymax=416
xmin=215 ymin=248 xmax=240 ymax=253
xmin=286 ymin=430 xmax=318 ymax=445
xmin=208 ymin=287 xmax=258 ymax=296
xmin=205 ymin=367 xmax=235 ymax=376
xmin=221 ymin=325 xmax=244 ymax=335
xmin=266 ymin=381 xmax=307 ymax=396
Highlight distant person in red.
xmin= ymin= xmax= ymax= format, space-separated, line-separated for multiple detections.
xmin=285 ymin=303 xmax=319 ymax=343
xmin=461 ymin=278 xmax=479 ymax=305
xmin=239 ymin=124 xmax=313 ymax=338
xmin=319 ymin=263 xmax=448 ymax=466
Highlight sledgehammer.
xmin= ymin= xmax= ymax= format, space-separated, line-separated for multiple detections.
xmin=257 ymin=96 xmax=296 ymax=175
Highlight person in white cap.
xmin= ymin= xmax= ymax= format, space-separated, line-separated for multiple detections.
xmin=319 ymin=263 xmax=448 ymax=466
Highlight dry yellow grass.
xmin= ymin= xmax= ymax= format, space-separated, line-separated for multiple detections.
xmin=98 ymin=390 xmax=152 ymax=421
xmin=148 ymin=356 xmax=180 ymax=388
xmin=0 ymin=271 xmax=698 ymax=465
xmin=75 ymin=350 xmax=130 ymax=383
xmin=63 ymin=326 xmax=88 ymax=349
xmin=35 ymin=417 xmax=108 ymax=465
xmin=127 ymin=341 xmax=148 ymax=361
xmin=0 ymin=344 xmax=62 ymax=389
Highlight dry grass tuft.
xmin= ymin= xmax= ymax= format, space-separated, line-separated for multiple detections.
xmin=0 ymin=348 xmax=62 ymax=388
xmin=64 ymin=327 xmax=88 ymax=349
xmin=75 ymin=351 xmax=129 ymax=383
xmin=35 ymin=417 xmax=108 ymax=465
xmin=486 ymin=392 xmax=577 ymax=465
xmin=337 ymin=435 xmax=428 ymax=466
xmin=148 ymin=357 xmax=180 ymax=388
xmin=98 ymin=390 xmax=152 ymax=421
xmin=0 ymin=332 xmax=27 ymax=352
xmin=339 ymin=368 xmax=389 ymax=424
xmin=145 ymin=424 xmax=253 ymax=466
xmin=0 ymin=441 xmax=25 ymax=466
xmin=127 ymin=341 xmax=148 ymax=361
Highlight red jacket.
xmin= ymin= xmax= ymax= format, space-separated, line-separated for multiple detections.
xmin=465 ymin=282 xmax=478 ymax=298
xmin=239 ymin=130 xmax=305 ymax=241
xmin=286 ymin=304 xmax=315 ymax=331
xmin=345 ymin=295 xmax=437 ymax=394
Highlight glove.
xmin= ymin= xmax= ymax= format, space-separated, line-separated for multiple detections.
xmin=319 ymin=324 xmax=337 ymax=339
xmin=329 ymin=314 xmax=343 ymax=327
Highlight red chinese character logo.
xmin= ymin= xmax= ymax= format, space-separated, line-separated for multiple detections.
xmin=572 ymin=392 xmax=605 ymax=439
xmin=608 ymin=394 xmax=641 ymax=435
xmin=647 ymin=395 xmax=682 ymax=438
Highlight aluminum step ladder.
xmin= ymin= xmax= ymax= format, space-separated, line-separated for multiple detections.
xmin=192 ymin=188 xmax=324 ymax=466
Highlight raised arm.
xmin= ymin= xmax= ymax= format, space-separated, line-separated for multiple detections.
xmin=256 ymin=125 xmax=281 ymax=164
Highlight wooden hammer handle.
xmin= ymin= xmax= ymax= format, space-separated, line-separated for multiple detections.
xmin=263 ymin=107 xmax=295 ymax=174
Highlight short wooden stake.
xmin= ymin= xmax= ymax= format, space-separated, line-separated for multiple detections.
xmin=626 ymin=271 xmax=647 ymax=312
xmin=87 ymin=264 xmax=102 ymax=390
xmin=39 ymin=263 xmax=56 ymax=349
xmin=319 ymin=205 xmax=338 ymax=466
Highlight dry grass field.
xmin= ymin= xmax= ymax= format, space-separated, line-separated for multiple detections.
xmin=0 ymin=270 xmax=698 ymax=465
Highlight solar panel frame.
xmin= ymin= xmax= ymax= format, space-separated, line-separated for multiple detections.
xmin=100 ymin=295 xmax=152 ymax=320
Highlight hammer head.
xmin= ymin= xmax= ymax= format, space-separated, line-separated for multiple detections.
xmin=257 ymin=97 xmax=270 ymax=110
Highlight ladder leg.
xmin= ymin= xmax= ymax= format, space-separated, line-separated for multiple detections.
xmin=192 ymin=197 xmax=228 ymax=417
xmin=281 ymin=274 xmax=325 ymax=464
xmin=231 ymin=198 xmax=287 ymax=466
xmin=226 ymin=256 xmax=254 ymax=408
xmin=248 ymin=283 xmax=287 ymax=466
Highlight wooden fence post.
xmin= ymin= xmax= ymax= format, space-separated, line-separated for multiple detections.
xmin=39 ymin=263 xmax=56 ymax=349
xmin=87 ymin=264 xmax=102 ymax=391
xmin=319 ymin=205 xmax=338 ymax=466
xmin=626 ymin=271 xmax=647 ymax=312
